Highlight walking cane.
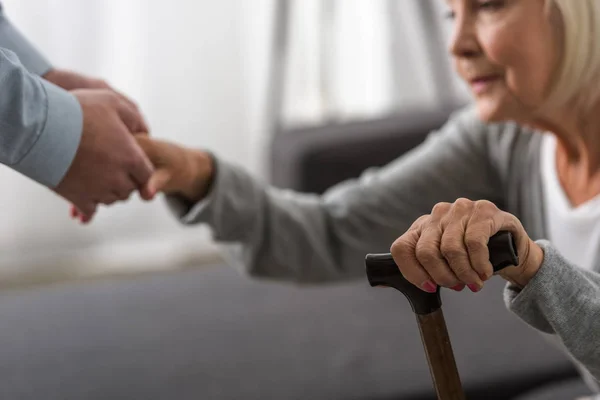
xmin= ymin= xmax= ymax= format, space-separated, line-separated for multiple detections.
xmin=365 ymin=231 xmax=518 ymax=400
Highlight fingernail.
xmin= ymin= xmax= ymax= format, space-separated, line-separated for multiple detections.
xmin=467 ymin=284 xmax=481 ymax=293
xmin=451 ymin=284 xmax=465 ymax=292
xmin=422 ymin=281 xmax=438 ymax=293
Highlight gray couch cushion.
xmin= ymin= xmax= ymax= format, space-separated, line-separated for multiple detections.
xmin=0 ymin=264 xmax=575 ymax=400
xmin=514 ymin=378 xmax=592 ymax=400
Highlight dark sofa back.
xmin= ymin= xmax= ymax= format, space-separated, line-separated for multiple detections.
xmin=269 ymin=104 xmax=461 ymax=193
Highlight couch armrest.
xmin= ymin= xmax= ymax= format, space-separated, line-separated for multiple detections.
xmin=269 ymin=105 xmax=459 ymax=194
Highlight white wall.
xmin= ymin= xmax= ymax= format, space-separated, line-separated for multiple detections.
xmin=0 ymin=0 xmax=255 ymax=275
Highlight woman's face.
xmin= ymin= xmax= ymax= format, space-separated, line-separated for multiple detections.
xmin=445 ymin=0 xmax=561 ymax=122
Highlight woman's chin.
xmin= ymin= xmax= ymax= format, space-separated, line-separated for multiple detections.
xmin=474 ymin=102 xmax=506 ymax=123
xmin=474 ymin=98 xmax=523 ymax=124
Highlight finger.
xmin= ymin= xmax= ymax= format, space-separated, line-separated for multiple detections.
xmin=114 ymin=176 xmax=136 ymax=201
xmin=76 ymin=202 xmax=97 ymax=219
xmin=465 ymin=200 xmax=508 ymax=281
xmin=138 ymin=169 xmax=171 ymax=201
xmin=134 ymin=135 xmax=160 ymax=163
xmin=464 ymin=223 xmax=493 ymax=284
xmin=139 ymin=185 xmax=156 ymax=201
xmin=137 ymin=118 xmax=150 ymax=134
xmin=115 ymin=96 xmax=146 ymax=134
xmin=80 ymin=212 xmax=95 ymax=224
xmin=115 ymin=91 xmax=150 ymax=133
xmin=391 ymin=228 xmax=437 ymax=293
xmin=441 ymin=222 xmax=484 ymax=291
xmin=416 ymin=224 xmax=460 ymax=288
xmin=122 ymin=98 xmax=149 ymax=133
xmin=128 ymin=145 xmax=155 ymax=188
xmin=147 ymin=169 xmax=171 ymax=194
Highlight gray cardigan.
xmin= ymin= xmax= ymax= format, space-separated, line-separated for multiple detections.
xmin=167 ymin=105 xmax=600 ymax=392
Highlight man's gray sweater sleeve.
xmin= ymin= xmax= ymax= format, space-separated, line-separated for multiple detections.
xmin=504 ymin=240 xmax=600 ymax=382
xmin=0 ymin=3 xmax=52 ymax=75
xmin=0 ymin=48 xmax=83 ymax=187
xmin=166 ymin=107 xmax=504 ymax=283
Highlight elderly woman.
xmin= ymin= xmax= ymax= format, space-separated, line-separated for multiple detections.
xmin=75 ymin=0 xmax=600 ymax=397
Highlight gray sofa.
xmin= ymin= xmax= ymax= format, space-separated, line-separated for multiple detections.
xmin=0 ymin=105 xmax=590 ymax=399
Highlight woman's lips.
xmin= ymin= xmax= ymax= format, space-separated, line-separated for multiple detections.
xmin=470 ymin=75 xmax=500 ymax=94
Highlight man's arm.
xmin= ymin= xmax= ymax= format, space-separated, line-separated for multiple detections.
xmin=0 ymin=1 xmax=80 ymax=187
xmin=0 ymin=2 xmax=149 ymax=139
xmin=0 ymin=45 xmax=154 ymax=216
xmin=0 ymin=3 xmax=52 ymax=76
xmin=0 ymin=47 xmax=82 ymax=188
xmin=0 ymin=2 xmax=154 ymax=216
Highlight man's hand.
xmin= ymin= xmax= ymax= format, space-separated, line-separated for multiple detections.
xmin=43 ymin=68 xmax=149 ymax=133
xmin=55 ymin=89 xmax=155 ymax=217
xmin=44 ymin=68 xmax=154 ymax=221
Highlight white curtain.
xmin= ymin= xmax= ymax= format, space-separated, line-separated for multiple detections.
xmin=0 ymin=0 xmax=469 ymax=282
xmin=279 ymin=0 xmax=469 ymax=126
xmin=0 ymin=0 xmax=254 ymax=277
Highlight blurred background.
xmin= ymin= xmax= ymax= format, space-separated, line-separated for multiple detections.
xmin=0 ymin=0 xmax=467 ymax=285
xmin=0 ymin=2 xmax=581 ymax=400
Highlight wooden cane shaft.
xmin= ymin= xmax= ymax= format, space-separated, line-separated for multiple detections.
xmin=416 ymin=309 xmax=465 ymax=400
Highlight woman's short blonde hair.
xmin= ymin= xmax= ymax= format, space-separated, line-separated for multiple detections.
xmin=544 ymin=0 xmax=600 ymax=112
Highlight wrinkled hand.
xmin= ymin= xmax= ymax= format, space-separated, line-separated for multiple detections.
xmin=390 ymin=198 xmax=544 ymax=293
xmin=55 ymin=89 xmax=155 ymax=219
xmin=43 ymin=68 xmax=149 ymax=133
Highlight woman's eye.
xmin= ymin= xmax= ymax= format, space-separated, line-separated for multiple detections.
xmin=477 ymin=0 xmax=505 ymax=11
xmin=442 ymin=0 xmax=504 ymax=21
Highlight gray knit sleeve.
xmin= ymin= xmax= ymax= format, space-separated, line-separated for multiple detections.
xmin=165 ymin=106 xmax=505 ymax=284
xmin=504 ymin=240 xmax=600 ymax=381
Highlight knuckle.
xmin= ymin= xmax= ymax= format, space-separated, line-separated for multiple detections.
xmin=475 ymin=199 xmax=497 ymax=214
xmin=453 ymin=197 xmax=473 ymax=210
xmin=112 ymin=176 xmax=132 ymax=194
xmin=431 ymin=202 xmax=451 ymax=216
xmin=465 ymin=235 xmax=486 ymax=254
xmin=440 ymin=241 xmax=464 ymax=263
xmin=409 ymin=214 xmax=431 ymax=231
xmin=391 ymin=238 xmax=411 ymax=259
xmin=415 ymin=242 xmax=439 ymax=265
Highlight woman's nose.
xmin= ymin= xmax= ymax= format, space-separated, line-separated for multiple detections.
xmin=448 ymin=15 xmax=480 ymax=59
